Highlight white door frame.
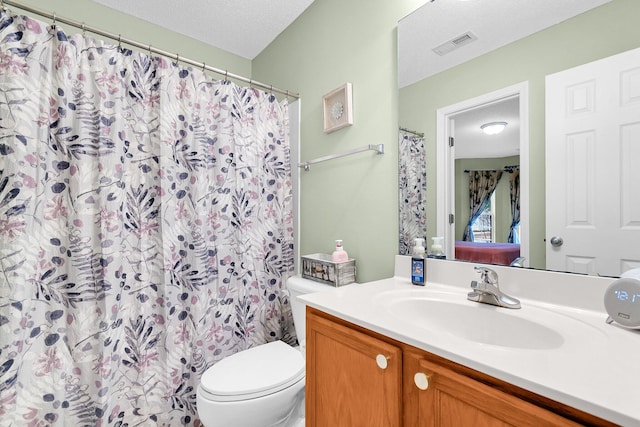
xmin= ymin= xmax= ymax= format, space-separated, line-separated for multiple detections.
xmin=436 ymin=82 xmax=530 ymax=264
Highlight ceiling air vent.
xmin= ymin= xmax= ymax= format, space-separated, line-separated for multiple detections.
xmin=433 ymin=31 xmax=477 ymax=56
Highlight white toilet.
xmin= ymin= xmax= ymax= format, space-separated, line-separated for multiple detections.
xmin=196 ymin=276 xmax=337 ymax=427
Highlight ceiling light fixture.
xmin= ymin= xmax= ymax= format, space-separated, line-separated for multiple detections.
xmin=481 ymin=121 xmax=508 ymax=135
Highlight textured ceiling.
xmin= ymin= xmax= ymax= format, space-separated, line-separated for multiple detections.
xmin=94 ymin=1 xmax=611 ymax=77
xmin=92 ymin=0 xmax=315 ymax=59
xmin=398 ymin=0 xmax=612 ymax=88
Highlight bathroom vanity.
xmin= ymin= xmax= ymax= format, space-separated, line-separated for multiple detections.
xmin=306 ymin=308 xmax=603 ymax=426
xmin=301 ymin=257 xmax=640 ymax=426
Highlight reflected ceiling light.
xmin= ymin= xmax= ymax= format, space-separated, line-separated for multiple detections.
xmin=481 ymin=121 xmax=508 ymax=135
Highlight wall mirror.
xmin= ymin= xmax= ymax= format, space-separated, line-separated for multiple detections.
xmin=398 ymin=0 xmax=640 ymax=277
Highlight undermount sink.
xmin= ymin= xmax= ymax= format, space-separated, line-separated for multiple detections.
xmin=376 ymin=289 xmax=601 ymax=350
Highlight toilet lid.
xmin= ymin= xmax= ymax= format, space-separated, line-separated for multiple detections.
xmin=200 ymin=341 xmax=305 ymax=401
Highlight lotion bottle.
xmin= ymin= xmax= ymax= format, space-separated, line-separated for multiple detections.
xmin=331 ymin=240 xmax=349 ymax=263
xmin=411 ymin=238 xmax=426 ymax=286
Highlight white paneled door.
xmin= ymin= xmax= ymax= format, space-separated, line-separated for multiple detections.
xmin=546 ymin=47 xmax=640 ymax=277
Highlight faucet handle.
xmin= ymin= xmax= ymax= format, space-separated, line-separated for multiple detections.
xmin=474 ymin=266 xmax=499 ymax=286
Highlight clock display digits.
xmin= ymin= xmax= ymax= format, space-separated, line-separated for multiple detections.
xmin=615 ymin=289 xmax=629 ymax=301
xmin=613 ymin=289 xmax=640 ymax=304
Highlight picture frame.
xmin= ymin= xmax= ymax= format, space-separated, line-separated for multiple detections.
xmin=322 ymin=83 xmax=353 ymax=133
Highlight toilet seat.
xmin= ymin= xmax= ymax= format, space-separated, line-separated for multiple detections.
xmin=200 ymin=341 xmax=305 ymax=402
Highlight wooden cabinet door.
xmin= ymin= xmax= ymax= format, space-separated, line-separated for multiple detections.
xmin=306 ymin=308 xmax=403 ymax=427
xmin=404 ymin=350 xmax=580 ymax=427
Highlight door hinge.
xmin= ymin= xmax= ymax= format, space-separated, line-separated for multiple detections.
xmin=449 ymin=214 xmax=455 ymax=224
xmin=449 ymin=136 xmax=454 ymax=147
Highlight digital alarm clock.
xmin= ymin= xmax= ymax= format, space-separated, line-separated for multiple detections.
xmin=604 ymin=277 xmax=640 ymax=329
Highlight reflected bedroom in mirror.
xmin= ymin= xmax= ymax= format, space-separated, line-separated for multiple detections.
xmin=398 ymin=0 xmax=640 ymax=278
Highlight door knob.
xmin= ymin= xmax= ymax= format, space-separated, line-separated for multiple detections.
xmin=550 ymin=236 xmax=564 ymax=247
xmin=414 ymin=372 xmax=430 ymax=390
xmin=376 ymin=354 xmax=390 ymax=370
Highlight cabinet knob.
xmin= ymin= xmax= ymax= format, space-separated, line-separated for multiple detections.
xmin=414 ymin=372 xmax=430 ymax=390
xmin=376 ymin=354 xmax=390 ymax=370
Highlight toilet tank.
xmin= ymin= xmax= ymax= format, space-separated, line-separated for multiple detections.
xmin=286 ymin=276 xmax=338 ymax=347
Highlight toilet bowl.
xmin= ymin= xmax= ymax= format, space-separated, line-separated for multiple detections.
xmin=196 ymin=341 xmax=305 ymax=427
xmin=196 ymin=276 xmax=337 ymax=427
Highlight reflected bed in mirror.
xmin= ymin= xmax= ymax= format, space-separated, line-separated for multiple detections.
xmin=398 ymin=0 xmax=640 ymax=277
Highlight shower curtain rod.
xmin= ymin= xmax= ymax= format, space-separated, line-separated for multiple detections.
xmin=399 ymin=127 xmax=424 ymax=138
xmin=464 ymin=165 xmax=519 ymax=173
xmin=1 ymin=0 xmax=300 ymax=99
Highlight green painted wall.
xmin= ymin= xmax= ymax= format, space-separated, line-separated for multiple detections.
xmin=399 ymin=0 xmax=640 ymax=270
xmin=253 ymin=0 xmax=426 ymax=282
xmin=12 ymin=0 xmax=251 ymax=78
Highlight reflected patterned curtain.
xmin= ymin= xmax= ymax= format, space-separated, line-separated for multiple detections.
xmin=507 ymin=167 xmax=521 ymax=243
xmin=398 ymin=130 xmax=426 ymax=255
xmin=0 ymin=10 xmax=294 ymax=426
xmin=462 ymin=170 xmax=503 ymax=242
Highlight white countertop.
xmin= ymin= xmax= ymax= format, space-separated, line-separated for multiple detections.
xmin=299 ymin=257 xmax=640 ymax=426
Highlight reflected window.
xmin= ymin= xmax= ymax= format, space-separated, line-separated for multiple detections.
xmin=472 ymin=193 xmax=495 ymax=242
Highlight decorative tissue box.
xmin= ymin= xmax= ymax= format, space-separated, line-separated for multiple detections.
xmin=301 ymin=253 xmax=356 ymax=287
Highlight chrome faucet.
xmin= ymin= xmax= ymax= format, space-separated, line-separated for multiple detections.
xmin=467 ymin=266 xmax=521 ymax=309
xmin=509 ymin=256 xmax=526 ymax=267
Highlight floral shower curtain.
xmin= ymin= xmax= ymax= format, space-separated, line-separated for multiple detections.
xmin=398 ymin=131 xmax=426 ymax=255
xmin=0 ymin=10 xmax=294 ymax=426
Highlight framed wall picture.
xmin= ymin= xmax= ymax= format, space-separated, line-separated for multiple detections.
xmin=322 ymin=83 xmax=353 ymax=133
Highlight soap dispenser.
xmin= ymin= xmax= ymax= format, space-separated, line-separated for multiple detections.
xmin=429 ymin=236 xmax=446 ymax=259
xmin=331 ymin=240 xmax=349 ymax=263
xmin=411 ymin=238 xmax=426 ymax=286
